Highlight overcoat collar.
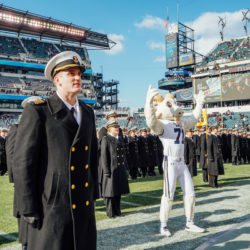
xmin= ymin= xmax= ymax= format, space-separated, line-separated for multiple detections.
xmin=46 ymin=94 xmax=93 ymax=142
xmin=46 ymin=94 xmax=78 ymax=136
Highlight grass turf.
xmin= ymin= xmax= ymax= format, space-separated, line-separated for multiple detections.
xmin=1 ymin=163 xmax=250 ymax=248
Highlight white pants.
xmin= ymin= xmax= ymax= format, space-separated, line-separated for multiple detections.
xmin=163 ymin=159 xmax=195 ymax=199
xmin=160 ymin=158 xmax=195 ymax=224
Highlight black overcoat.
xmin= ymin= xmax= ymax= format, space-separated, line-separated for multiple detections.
xmin=193 ymin=134 xmax=201 ymax=156
xmin=207 ymin=134 xmax=224 ymax=176
xmin=184 ymin=137 xmax=197 ymax=177
xmin=13 ymin=94 xmax=98 ymax=250
xmin=100 ymin=135 xmax=130 ymax=197
xmin=138 ymin=136 xmax=150 ymax=170
xmin=5 ymin=123 xmax=19 ymax=217
xmin=0 ymin=136 xmax=7 ymax=176
xmin=231 ymin=134 xmax=240 ymax=157
xmin=199 ymin=134 xmax=207 ymax=169
xmin=6 ymin=124 xmax=18 ymax=183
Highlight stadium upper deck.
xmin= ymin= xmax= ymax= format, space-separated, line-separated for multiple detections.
xmin=0 ymin=4 xmax=116 ymax=114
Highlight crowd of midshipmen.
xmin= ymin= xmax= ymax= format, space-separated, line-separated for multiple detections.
xmin=96 ymin=111 xmax=250 ymax=190
xmin=97 ymin=113 xmax=164 ymax=180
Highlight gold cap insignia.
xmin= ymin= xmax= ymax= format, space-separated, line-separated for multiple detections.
xmin=73 ymin=56 xmax=79 ymax=64
xmin=34 ymin=99 xmax=45 ymax=105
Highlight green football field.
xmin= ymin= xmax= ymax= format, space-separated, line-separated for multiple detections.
xmin=1 ymin=163 xmax=250 ymax=249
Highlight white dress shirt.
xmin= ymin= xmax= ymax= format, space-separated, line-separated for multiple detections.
xmin=56 ymin=91 xmax=81 ymax=125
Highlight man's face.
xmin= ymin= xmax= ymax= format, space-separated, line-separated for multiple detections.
xmin=54 ymin=67 xmax=82 ymax=95
xmin=109 ymin=126 xmax=119 ymax=136
xmin=123 ymin=131 xmax=128 ymax=136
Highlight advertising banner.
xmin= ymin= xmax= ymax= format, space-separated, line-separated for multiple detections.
xmin=175 ymin=87 xmax=193 ymax=101
xmin=194 ymin=72 xmax=250 ymax=102
xmin=221 ymin=72 xmax=250 ymax=101
xmin=179 ymin=52 xmax=195 ymax=66
xmin=166 ymin=33 xmax=178 ymax=69
xmin=194 ymin=77 xmax=221 ymax=103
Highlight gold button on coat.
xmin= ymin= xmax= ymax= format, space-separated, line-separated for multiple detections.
xmin=71 ymin=166 xmax=75 ymax=171
xmin=71 ymin=184 xmax=76 ymax=190
xmin=72 ymin=147 xmax=75 ymax=152
xmin=72 ymin=204 xmax=76 ymax=209
xmin=86 ymin=201 xmax=89 ymax=206
xmin=85 ymin=182 xmax=88 ymax=188
xmin=85 ymin=164 xmax=89 ymax=169
xmin=85 ymin=146 xmax=88 ymax=151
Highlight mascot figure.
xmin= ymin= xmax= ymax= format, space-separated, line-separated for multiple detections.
xmin=145 ymin=85 xmax=206 ymax=237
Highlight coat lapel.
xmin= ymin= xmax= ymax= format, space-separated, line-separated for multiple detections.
xmin=47 ymin=94 xmax=78 ymax=136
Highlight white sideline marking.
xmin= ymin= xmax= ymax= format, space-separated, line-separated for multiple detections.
xmin=121 ymin=200 xmax=141 ymax=207
xmin=129 ymin=193 xmax=161 ymax=199
xmin=95 ymin=210 xmax=107 ymax=215
xmin=195 ymin=217 xmax=250 ymax=250
xmin=1 ymin=244 xmax=21 ymax=250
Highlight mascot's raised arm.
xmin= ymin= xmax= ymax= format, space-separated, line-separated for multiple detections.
xmin=144 ymin=85 xmax=205 ymax=134
xmin=144 ymin=85 xmax=206 ymax=237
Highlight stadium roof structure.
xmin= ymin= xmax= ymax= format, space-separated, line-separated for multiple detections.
xmin=0 ymin=4 xmax=115 ymax=49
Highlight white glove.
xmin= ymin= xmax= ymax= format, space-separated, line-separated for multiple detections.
xmin=146 ymin=85 xmax=159 ymax=105
xmin=194 ymin=91 xmax=206 ymax=106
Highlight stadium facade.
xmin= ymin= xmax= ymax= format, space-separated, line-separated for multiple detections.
xmin=155 ymin=21 xmax=250 ymax=130
xmin=0 ymin=4 xmax=120 ymax=128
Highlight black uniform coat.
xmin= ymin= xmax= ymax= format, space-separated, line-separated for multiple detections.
xmin=207 ymin=133 xmax=224 ymax=176
xmin=6 ymin=124 xmax=18 ymax=183
xmin=138 ymin=136 xmax=150 ymax=171
xmin=13 ymin=94 xmax=98 ymax=250
xmin=193 ymin=134 xmax=201 ymax=157
xmin=5 ymin=123 xmax=19 ymax=217
xmin=199 ymin=134 xmax=207 ymax=169
xmin=231 ymin=134 xmax=240 ymax=157
xmin=184 ymin=137 xmax=197 ymax=177
xmin=0 ymin=136 xmax=7 ymax=176
xmin=100 ymin=134 xmax=130 ymax=197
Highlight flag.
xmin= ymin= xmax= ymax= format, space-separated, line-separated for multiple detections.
xmin=196 ymin=110 xmax=207 ymax=128
xmin=164 ymin=17 xmax=169 ymax=28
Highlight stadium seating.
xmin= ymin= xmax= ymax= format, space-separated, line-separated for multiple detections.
xmin=21 ymin=38 xmax=59 ymax=59
xmin=202 ymin=37 xmax=248 ymax=64
xmin=207 ymin=111 xmax=250 ymax=129
xmin=56 ymin=44 xmax=86 ymax=61
xmin=233 ymin=37 xmax=250 ymax=60
xmin=0 ymin=36 xmax=25 ymax=56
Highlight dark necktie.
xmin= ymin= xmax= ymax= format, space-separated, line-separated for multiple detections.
xmin=70 ymin=107 xmax=76 ymax=122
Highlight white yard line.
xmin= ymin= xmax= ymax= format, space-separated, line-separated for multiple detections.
xmin=1 ymin=244 xmax=21 ymax=250
xmin=194 ymin=217 xmax=250 ymax=250
xmin=121 ymin=200 xmax=141 ymax=207
xmin=128 ymin=193 xmax=161 ymax=199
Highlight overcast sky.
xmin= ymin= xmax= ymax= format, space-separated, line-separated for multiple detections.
xmin=1 ymin=0 xmax=249 ymax=109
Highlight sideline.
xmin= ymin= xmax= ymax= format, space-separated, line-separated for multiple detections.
xmin=121 ymin=200 xmax=141 ymax=207
xmin=195 ymin=217 xmax=250 ymax=250
xmin=128 ymin=193 xmax=161 ymax=200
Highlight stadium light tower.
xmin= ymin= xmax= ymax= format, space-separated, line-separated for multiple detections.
xmin=218 ymin=16 xmax=226 ymax=41
xmin=242 ymin=9 xmax=250 ymax=36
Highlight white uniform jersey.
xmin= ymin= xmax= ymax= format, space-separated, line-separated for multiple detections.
xmin=159 ymin=120 xmax=185 ymax=158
